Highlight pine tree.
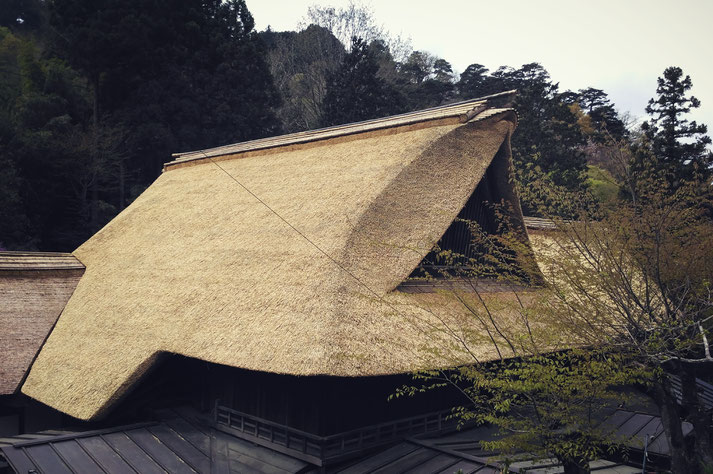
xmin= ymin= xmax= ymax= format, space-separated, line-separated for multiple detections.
xmin=642 ymin=66 xmax=712 ymax=184
xmin=576 ymin=87 xmax=627 ymax=140
xmin=494 ymin=64 xmax=588 ymax=215
xmin=456 ymin=63 xmax=492 ymax=99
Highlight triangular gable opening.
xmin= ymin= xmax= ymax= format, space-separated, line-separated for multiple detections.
xmin=400 ymin=155 xmax=535 ymax=292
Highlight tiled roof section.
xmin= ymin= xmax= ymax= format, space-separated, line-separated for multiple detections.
xmin=599 ymin=409 xmax=693 ymax=457
xmin=523 ymin=216 xmax=558 ymax=231
xmin=334 ymin=438 xmax=501 ymax=473
xmin=0 ymin=252 xmax=84 ymax=394
xmin=165 ymin=90 xmax=517 ymax=169
xmin=0 ymin=408 xmax=310 ymax=474
xmin=0 ymin=430 xmax=76 ymax=449
xmin=335 ymin=435 xmax=640 ymax=473
xmin=0 ymin=251 xmax=84 ymax=271
xmin=338 ymin=406 xmax=692 ymax=474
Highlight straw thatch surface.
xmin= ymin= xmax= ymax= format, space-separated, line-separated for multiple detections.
xmin=23 ymin=108 xmax=530 ymax=420
xmin=0 ymin=253 xmax=84 ymax=394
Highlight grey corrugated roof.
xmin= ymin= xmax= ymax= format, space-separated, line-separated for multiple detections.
xmin=0 ymin=430 xmax=76 ymax=449
xmin=336 ymin=408 xmax=682 ymax=474
xmin=334 ymin=435 xmax=641 ymax=474
xmin=333 ymin=439 xmax=500 ymax=474
xmin=669 ymin=375 xmax=713 ymax=411
xmin=4 ymin=399 xmax=704 ymax=473
xmin=598 ymin=409 xmax=693 ymax=457
xmin=0 ymin=409 xmax=309 ymax=474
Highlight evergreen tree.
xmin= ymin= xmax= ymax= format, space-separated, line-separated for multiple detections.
xmin=642 ymin=66 xmax=712 ymax=183
xmin=576 ymin=87 xmax=627 ymax=140
xmin=0 ymin=26 xmax=99 ymax=250
xmin=48 ymin=0 xmax=280 ymax=225
xmin=493 ymin=64 xmax=588 ymax=215
xmin=0 ymin=0 xmax=280 ymax=250
xmin=456 ymin=63 xmax=492 ymax=99
xmin=432 ymin=59 xmax=453 ymax=83
xmin=457 ymin=62 xmax=590 ymax=215
xmin=403 ymin=57 xmax=455 ymax=109
xmin=399 ymin=50 xmax=435 ymax=85
xmin=321 ymin=37 xmax=405 ymax=126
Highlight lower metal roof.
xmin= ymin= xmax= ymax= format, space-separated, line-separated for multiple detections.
xmin=0 ymin=408 xmax=309 ymax=474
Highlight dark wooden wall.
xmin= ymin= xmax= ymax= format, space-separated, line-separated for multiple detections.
xmin=116 ymin=355 xmax=466 ymax=436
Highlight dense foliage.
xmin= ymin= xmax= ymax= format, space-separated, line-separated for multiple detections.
xmin=0 ymin=0 xmax=644 ymax=251
xmin=0 ymin=0 xmax=280 ymax=250
xmin=321 ymin=37 xmax=405 ymax=126
xmin=3 ymin=1 xmax=709 ymax=254
xmin=395 ymin=68 xmax=712 ymax=471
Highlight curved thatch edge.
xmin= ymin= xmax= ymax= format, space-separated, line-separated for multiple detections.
xmin=339 ymin=112 xmax=520 ymax=295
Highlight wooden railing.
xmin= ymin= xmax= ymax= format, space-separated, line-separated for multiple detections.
xmin=213 ymin=404 xmax=458 ymax=466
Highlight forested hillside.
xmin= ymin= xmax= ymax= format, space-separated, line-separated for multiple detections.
xmin=0 ymin=0 xmax=710 ymax=251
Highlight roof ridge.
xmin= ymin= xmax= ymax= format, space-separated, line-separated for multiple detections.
xmin=0 ymin=251 xmax=75 ymax=257
xmin=165 ymin=90 xmax=517 ymax=170
xmin=0 ymin=252 xmax=85 ymax=271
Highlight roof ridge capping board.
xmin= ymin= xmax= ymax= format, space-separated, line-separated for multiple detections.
xmin=0 ymin=251 xmax=85 ymax=271
xmin=164 ymin=90 xmax=517 ymax=170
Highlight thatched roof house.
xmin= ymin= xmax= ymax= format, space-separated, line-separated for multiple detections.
xmin=0 ymin=252 xmax=84 ymax=395
xmin=22 ymin=91 xmax=542 ymax=421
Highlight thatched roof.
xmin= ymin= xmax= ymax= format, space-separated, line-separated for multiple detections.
xmin=23 ymin=93 xmax=538 ymax=420
xmin=0 ymin=252 xmax=84 ymax=395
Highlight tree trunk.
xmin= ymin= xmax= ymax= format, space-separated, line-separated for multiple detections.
xmin=681 ymin=367 xmax=713 ymax=472
xmin=651 ymin=376 xmax=694 ymax=474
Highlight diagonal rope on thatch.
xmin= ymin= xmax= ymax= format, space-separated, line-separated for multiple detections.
xmin=206 ymin=154 xmax=389 ymax=304
xmin=204 ymin=153 xmax=440 ymax=364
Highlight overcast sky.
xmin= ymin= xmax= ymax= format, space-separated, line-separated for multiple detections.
xmin=248 ymin=0 xmax=713 ymax=132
